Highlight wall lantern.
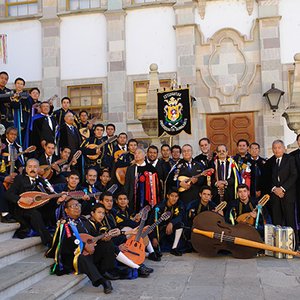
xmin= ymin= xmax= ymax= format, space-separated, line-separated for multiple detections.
xmin=263 ymin=83 xmax=285 ymax=112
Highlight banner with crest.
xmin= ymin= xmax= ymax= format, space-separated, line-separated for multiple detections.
xmin=157 ymin=88 xmax=191 ymax=136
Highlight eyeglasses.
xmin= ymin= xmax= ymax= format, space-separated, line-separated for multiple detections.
xmin=67 ymin=203 xmax=82 ymax=209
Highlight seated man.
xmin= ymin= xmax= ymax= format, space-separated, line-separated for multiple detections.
xmin=149 ymin=188 xmax=185 ymax=256
xmin=54 ymin=170 xmax=89 ymax=219
xmin=225 ymin=184 xmax=269 ymax=234
xmin=100 ymin=191 xmax=160 ymax=262
xmin=186 ymin=186 xmax=218 ymax=229
xmin=5 ymin=158 xmax=59 ymax=244
xmin=46 ymin=198 xmax=113 ymax=294
xmin=88 ymin=203 xmax=151 ymax=278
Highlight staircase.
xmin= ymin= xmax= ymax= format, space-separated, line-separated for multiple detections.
xmin=0 ymin=223 xmax=87 ymax=300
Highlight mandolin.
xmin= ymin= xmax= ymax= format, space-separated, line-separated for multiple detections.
xmin=18 ymin=190 xmax=85 ymax=209
xmin=122 ymin=206 xmax=150 ymax=264
xmin=86 ymin=135 xmax=118 ymax=160
xmin=178 ymin=168 xmax=214 ymax=192
xmin=79 ymin=116 xmax=98 ymax=140
xmin=80 ymin=228 xmax=120 ymax=256
xmin=236 ymin=194 xmax=270 ymax=226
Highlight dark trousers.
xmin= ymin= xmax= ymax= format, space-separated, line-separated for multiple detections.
xmin=78 ymin=241 xmax=115 ymax=286
xmin=270 ymin=195 xmax=298 ymax=247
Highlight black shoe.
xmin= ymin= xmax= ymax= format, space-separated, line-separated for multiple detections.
xmin=1 ymin=214 xmax=17 ymax=223
xmin=155 ymin=250 xmax=163 ymax=257
xmin=148 ymin=252 xmax=161 ymax=261
xmin=102 ymin=279 xmax=113 ymax=294
xmin=102 ymin=271 xmax=120 ymax=280
xmin=138 ymin=265 xmax=150 ymax=278
xmin=140 ymin=264 xmax=154 ymax=273
xmin=170 ymin=248 xmax=182 ymax=256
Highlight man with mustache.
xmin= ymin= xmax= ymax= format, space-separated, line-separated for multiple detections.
xmin=5 ymin=158 xmax=64 ymax=245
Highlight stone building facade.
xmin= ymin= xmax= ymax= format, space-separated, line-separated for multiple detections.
xmin=0 ymin=0 xmax=299 ymax=157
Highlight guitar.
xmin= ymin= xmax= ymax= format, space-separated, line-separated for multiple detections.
xmin=115 ymin=158 xmax=136 ymax=186
xmin=38 ymin=158 xmax=67 ymax=180
xmin=86 ymin=135 xmax=118 ymax=160
xmin=236 ymin=194 xmax=270 ymax=226
xmin=80 ymin=228 xmax=120 ymax=256
xmin=140 ymin=211 xmax=172 ymax=246
xmin=0 ymin=90 xmax=28 ymax=101
xmin=61 ymin=150 xmax=82 ymax=172
xmin=122 ymin=205 xmax=151 ymax=265
xmin=18 ymin=190 xmax=85 ymax=209
xmin=178 ymin=168 xmax=215 ymax=192
xmin=3 ymin=145 xmax=37 ymax=190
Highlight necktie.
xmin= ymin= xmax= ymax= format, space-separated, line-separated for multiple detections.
xmin=220 ymin=161 xmax=225 ymax=180
xmin=47 ymin=156 xmax=51 ymax=165
xmin=70 ymin=126 xmax=75 ymax=134
xmin=276 ymin=158 xmax=280 ymax=182
xmin=47 ymin=116 xmax=53 ymax=130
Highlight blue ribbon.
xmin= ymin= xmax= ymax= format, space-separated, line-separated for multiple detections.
xmin=69 ymin=220 xmax=83 ymax=253
xmin=255 ymin=204 xmax=262 ymax=229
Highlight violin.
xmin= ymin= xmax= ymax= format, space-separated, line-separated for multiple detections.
xmin=191 ymin=211 xmax=262 ymax=259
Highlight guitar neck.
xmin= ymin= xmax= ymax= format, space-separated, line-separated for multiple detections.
xmin=135 ymin=218 xmax=147 ymax=241
xmin=141 ymin=219 xmax=161 ymax=239
xmin=91 ymin=233 xmax=106 ymax=243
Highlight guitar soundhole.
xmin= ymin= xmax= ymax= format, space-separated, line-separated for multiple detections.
xmin=35 ymin=196 xmax=42 ymax=202
xmin=134 ymin=242 xmax=137 ymax=247
xmin=87 ymin=239 xmax=92 ymax=244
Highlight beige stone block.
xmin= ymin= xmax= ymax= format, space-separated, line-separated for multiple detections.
xmin=109 ymin=40 xmax=124 ymax=52
xmin=261 ymin=48 xmax=280 ymax=60
xmin=261 ymin=60 xmax=281 ymax=71
xmin=109 ymin=61 xmax=125 ymax=72
xmin=43 ymin=27 xmax=59 ymax=38
xmin=263 ymin=38 xmax=280 ymax=49
xmin=43 ymin=67 xmax=60 ymax=78
xmin=109 ymin=51 xmax=123 ymax=62
xmin=177 ymin=45 xmax=194 ymax=56
xmin=179 ymin=55 xmax=195 ymax=66
xmin=260 ymin=27 xmax=278 ymax=39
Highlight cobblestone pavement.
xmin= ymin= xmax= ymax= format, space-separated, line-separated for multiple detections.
xmin=67 ymin=252 xmax=300 ymax=300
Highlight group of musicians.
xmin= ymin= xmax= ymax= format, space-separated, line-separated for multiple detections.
xmin=1 ymin=71 xmax=300 ymax=294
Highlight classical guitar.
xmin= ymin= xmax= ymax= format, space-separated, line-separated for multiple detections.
xmin=86 ymin=135 xmax=118 ymax=160
xmin=140 ymin=211 xmax=172 ymax=246
xmin=178 ymin=168 xmax=215 ymax=192
xmin=18 ymin=190 xmax=85 ymax=209
xmin=3 ymin=145 xmax=37 ymax=190
xmin=61 ymin=150 xmax=82 ymax=172
xmin=236 ymin=194 xmax=270 ymax=226
xmin=80 ymin=228 xmax=120 ymax=256
xmin=115 ymin=158 xmax=136 ymax=186
xmin=122 ymin=205 xmax=150 ymax=265
xmin=38 ymin=158 xmax=67 ymax=180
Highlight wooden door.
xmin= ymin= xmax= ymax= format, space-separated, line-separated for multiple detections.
xmin=206 ymin=112 xmax=255 ymax=155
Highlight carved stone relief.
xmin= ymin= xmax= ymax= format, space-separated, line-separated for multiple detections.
xmin=197 ymin=27 xmax=259 ymax=105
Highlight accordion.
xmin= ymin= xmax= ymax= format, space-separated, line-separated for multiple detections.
xmin=264 ymin=224 xmax=295 ymax=259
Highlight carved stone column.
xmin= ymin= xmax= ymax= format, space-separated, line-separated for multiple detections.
xmin=282 ymin=53 xmax=300 ymax=136
xmin=138 ymin=64 xmax=160 ymax=137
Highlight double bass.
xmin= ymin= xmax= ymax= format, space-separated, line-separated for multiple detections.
xmin=191 ymin=211 xmax=300 ymax=259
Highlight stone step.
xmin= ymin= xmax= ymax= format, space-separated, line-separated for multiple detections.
xmin=0 ymin=236 xmax=44 ymax=269
xmin=0 ymin=253 xmax=52 ymax=300
xmin=11 ymin=273 xmax=88 ymax=300
xmin=0 ymin=222 xmax=20 ymax=242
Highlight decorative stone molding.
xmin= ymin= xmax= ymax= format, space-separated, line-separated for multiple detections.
xmin=197 ymin=27 xmax=258 ymax=106
xmin=196 ymin=0 xmax=255 ymax=20
xmin=282 ymin=53 xmax=300 ymax=135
